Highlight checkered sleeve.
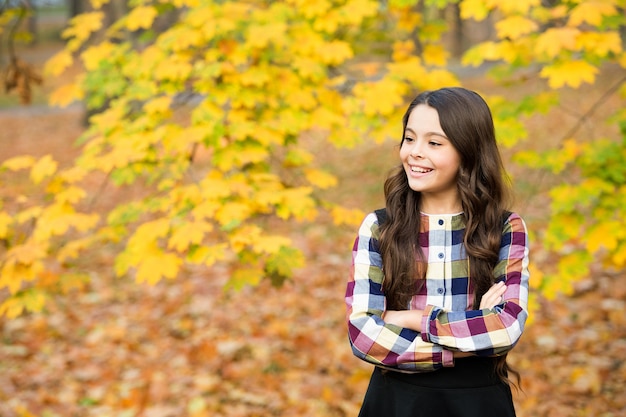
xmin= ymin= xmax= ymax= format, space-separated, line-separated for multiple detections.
xmin=345 ymin=213 xmax=454 ymax=372
xmin=420 ymin=213 xmax=530 ymax=355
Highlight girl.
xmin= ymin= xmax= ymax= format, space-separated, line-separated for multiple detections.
xmin=345 ymin=87 xmax=529 ymax=417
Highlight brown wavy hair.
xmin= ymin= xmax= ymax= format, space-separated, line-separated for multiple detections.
xmin=378 ymin=87 xmax=519 ymax=387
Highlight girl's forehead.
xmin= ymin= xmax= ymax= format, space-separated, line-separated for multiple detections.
xmin=406 ymin=105 xmax=444 ymax=132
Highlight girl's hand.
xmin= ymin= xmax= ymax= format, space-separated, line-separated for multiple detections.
xmin=479 ymin=281 xmax=507 ymax=310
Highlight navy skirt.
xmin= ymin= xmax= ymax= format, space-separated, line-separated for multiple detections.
xmin=358 ymin=357 xmax=516 ymax=417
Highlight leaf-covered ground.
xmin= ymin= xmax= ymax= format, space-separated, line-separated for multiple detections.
xmin=1 ymin=105 xmax=625 ymax=417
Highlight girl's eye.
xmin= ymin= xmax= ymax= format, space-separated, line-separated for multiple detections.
xmin=429 ymin=141 xmax=441 ymax=146
xmin=404 ymin=137 xmax=415 ymax=143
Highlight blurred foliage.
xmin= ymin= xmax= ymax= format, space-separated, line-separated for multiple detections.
xmin=0 ymin=0 xmax=625 ymax=317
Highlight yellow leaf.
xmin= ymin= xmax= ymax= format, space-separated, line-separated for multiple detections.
xmin=187 ymin=243 xmax=228 ymax=266
xmin=391 ymin=40 xmax=416 ymax=62
xmin=44 ymin=50 xmax=74 ymax=76
xmin=144 ymin=96 xmax=173 ymax=116
xmin=568 ymin=0 xmax=617 ymax=27
xmin=276 ymin=187 xmax=317 ymax=221
xmin=422 ymin=44 xmax=448 ymax=67
xmin=168 ymin=221 xmax=213 ymax=253
xmin=318 ymin=40 xmax=354 ymax=65
xmin=354 ymin=78 xmax=405 ymax=116
xmin=135 ymin=248 xmax=182 ymax=284
xmin=304 ymin=168 xmax=338 ymax=189
xmin=2 ymin=155 xmax=35 ymax=171
xmin=540 ymin=60 xmax=598 ymax=89
xmin=492 ymin=0 xmax=541 ymax=15
xmin=330 ymin=206 xmax=365 ymax=227
xmin=80 ymin=41 xmax=116 ymax=71
xmin=0 ymin=298 xmax=26 ymax=318
xmin=1 ymin=253 xmax=45 ymax=294
xmin=127 ymin=219 xmax=171 ymax=252
xmin=226 ymin=265 xmax=264 ymax=290
xmin=126 ymin=6 xmax=158 ymax=31
xmin=230 ymin=225 xmax=261 ymax=252
xmin=576 ymin=31 xmax=622 ymax=57
xmin=49 ymin=82 xmax=84 ymax=108
xmin=585 ymin=220 xmax=621 ymax=253
xmin=535 ymin=27 xmax=580 ymax=58
xmin=62 ymin=12 xmax=104 ymax=47
xmin=16 ymin=206 xmax=42 ymax=224
xmin=30 ymin=155 xmax=58 ymax=184
xmin=462 ymin=41 xmax=501 ymax=66
xmin=0 ymin=211 xmax=12 ymax=238
xmin=612 ymin=243 xmax=626 ymax=267
xmin=247 ymin=22 xmax=288 ymax=49
xmin=154 ymin=56 xmax=193 ymax=82
xmin=252 ymin=235 xmax=292 ymax=255
xmin=54 ymin=186 xmax=86 ymax=204
xmin=460 ymin=0 xmax=490 ymax=21
xmin=495 ymin=16 xmax=538 ymax=40
xmin=58 ymin=237 xmax=94 ymax=263
xmin=215 ymin=202 xmax=252 ymax=227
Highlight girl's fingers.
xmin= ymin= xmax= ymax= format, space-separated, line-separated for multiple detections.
xmin=480 ymin=281 xmax=507 ymax=309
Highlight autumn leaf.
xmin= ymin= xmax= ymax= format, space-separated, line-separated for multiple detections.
xmin=125 ymin=6 xmax=158 ymax=31
xmin=535 ymin=27 xmax=580 ymax=58
xmin=62 ymin=11 xmax=104 ymax=51
xmin=44 ymin=50 xmax=73 ymax=76
xmin=585 ymin=220 xmax=622 ymax=253
xmin=135 ymin=246 xmax=182 ymax=284
xmin=568 ymin=0 xmax=617 ymax=27
xmin=540 ymin=60 xmax=599 ymax=89
xmin=495 ymin=15 xmax=538 ymax=40
xmin=30 ymin=155 xmax=58 ymax=184
xmin=304 ymin=168 xmax=338 ymax=189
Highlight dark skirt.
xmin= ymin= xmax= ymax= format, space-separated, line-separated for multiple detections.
xmin=358 ymin=357 xmax=516 ymax=417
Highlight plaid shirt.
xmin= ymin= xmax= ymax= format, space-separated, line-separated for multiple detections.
xmin=345 ymin=211 xmax=530 ymax=372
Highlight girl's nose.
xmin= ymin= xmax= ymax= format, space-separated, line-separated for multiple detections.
xmin=410 ymin=141 xmax=424 ymax=158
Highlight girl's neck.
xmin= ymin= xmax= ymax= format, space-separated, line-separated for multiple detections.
xmin=419 ymin=195 xmax=462 ymax=215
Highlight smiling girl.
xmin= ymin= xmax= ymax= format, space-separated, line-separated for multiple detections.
xmin=345 ymin=87 xmax=530 ymax=417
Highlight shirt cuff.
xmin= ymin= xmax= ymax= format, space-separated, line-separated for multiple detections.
xmin=442 ymin=347 xmax=455 ymax=367
xmin=420 ymin=304 xmax=436 ymax=343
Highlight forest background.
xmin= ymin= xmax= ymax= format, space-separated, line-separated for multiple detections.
xmin=1 ymin=0 xmax=625 ymax=416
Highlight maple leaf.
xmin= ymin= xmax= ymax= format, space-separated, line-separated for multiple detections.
xmin=125 ymin=6 xmax=158 ymax=31
xmin=2 ymin=155 xmax=35 ymax=171
xmin=585 ymin=220 xmax=622 ymax=253
xmin=62 ymin=11 xmax=104 ymax=50
xmin=135 ymin=247 xmax=182 ymax=284
xmin=576 ymin=31 xmax=622 ymax=58
xmin=568 ymin=0 xmax=617 ymax=27
xmin=80 ymin=42 xmax=117 ymax=71
xmin=422 ymin=44 xmax=448 ymax=67
xmin=460 ymin=0 xmax=491 ymax=21
xmin=226 ymin=265 xmax=264 ymax=290
xmin=304 ymin=168 xmax=338 ymax=189
xmin=540 ymin=60 xmax=599 ymax=89
xmin=168 ymin=221 xmax=213 ymax=253
xmin=49 ymin=81 xmax=85 ymax=108
xmin=30 ymin=155 xmax=58 ymax=184
xmin=495 ymin=16 xmax=538 ymax=40
xmin=44 ymin=50 xmax=73 ymax=76
xmin=535 ymin=27 xmax=580 ymax=58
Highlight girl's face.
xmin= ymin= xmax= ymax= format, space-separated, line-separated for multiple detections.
xmin=400 ymin=104 xmax=462 ymax=212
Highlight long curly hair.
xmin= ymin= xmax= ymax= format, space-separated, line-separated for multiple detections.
xmin=378 ymin=87 xmax=518 ymax=386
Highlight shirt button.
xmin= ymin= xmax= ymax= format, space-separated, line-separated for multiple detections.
xmin=437 ymin=288 xmax=444 ymax=294
xmin=438 ymin=219 xmax=444 ymax=226
xmin=438 ymin=252 xmax=444 ymax=259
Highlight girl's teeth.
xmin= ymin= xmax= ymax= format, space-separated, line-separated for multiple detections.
xmin=412 ymin=167 xmax=432 ymax=173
